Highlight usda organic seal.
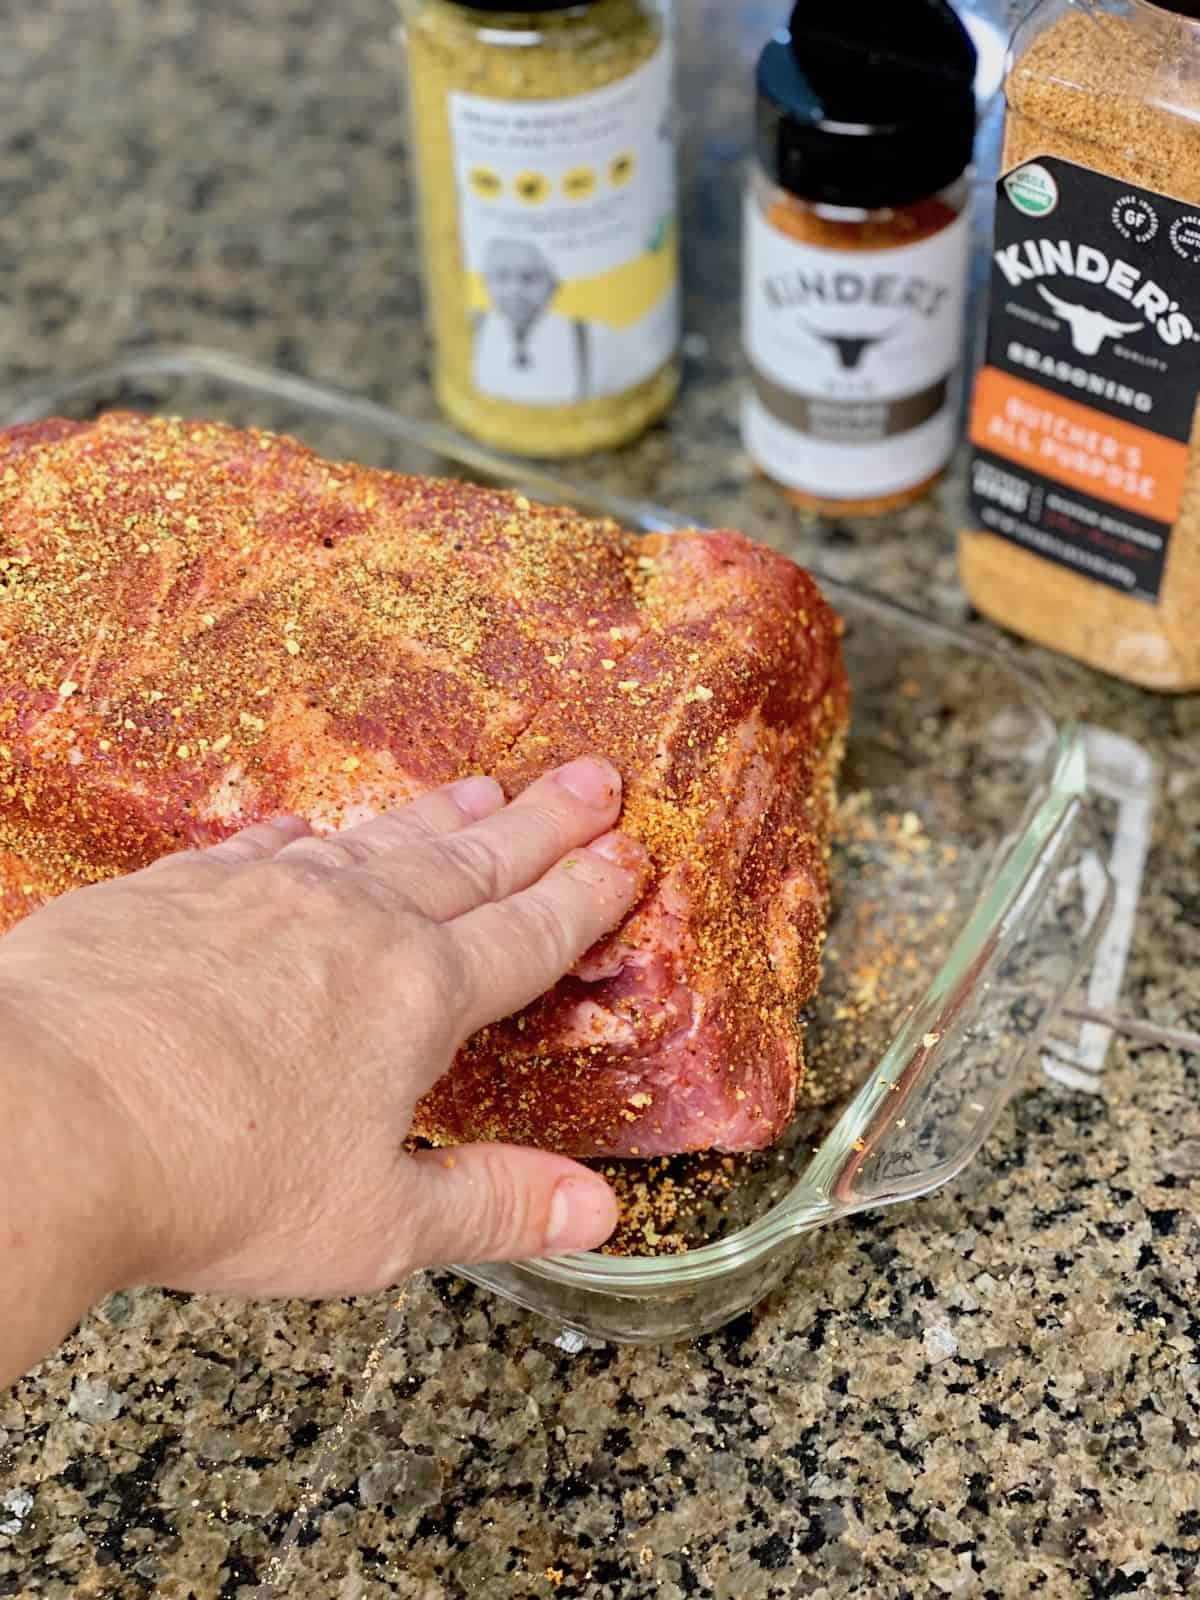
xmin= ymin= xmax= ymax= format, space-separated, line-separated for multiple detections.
xmin=1005 ymin=162 xmax=1059 ymax=218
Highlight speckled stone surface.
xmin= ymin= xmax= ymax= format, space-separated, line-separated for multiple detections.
xmin=1 ymin=3 xmax=1198 ymax=1596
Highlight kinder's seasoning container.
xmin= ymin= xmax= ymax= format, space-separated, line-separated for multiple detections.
xmin=961 ymin=0 xmax=1200 ymax=690
xmin=401 ymin=0 xmax=680 ymax=458
xmin=741 ymin=0 xmax=977 ymax=517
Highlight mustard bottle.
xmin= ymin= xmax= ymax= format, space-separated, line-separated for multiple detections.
xmin=401 ymin=0 xmax=681 ymax=458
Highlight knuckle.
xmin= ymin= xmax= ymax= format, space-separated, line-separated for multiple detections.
xmin=261 ymin=854 xmax=350 ymax=911
xmin=402 ymin=943 xmax=460 ymax=1019
xmin=441 ymin=833 xmax=507 ymax=903
xmin=475 ymin=1153 xmax=536 ymax=1256
xmin=394 ymin=810 xmax=437 ymax=847
xmin=386 ymin=925 xmax=466 ymax=1018
xmin=146 ymin=845 xmax=212 ymax=876
xmin=521 ymin=802 xmax=571 ymax=857
xmin=361 ymin=813 xmax=424 ymax=852
xmin=406 ymin=794 xmax=460 ymax=838
xmin=281 ymin=835 xmax=371 ymax=873
xmin=575 ymin=850 xmax=633 ymax=902
xmin=517 ymin=892 xmax=575 ymax=970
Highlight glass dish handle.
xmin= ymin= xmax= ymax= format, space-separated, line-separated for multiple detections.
xmin=803 ymin=732 xmax=1108 ymax=1218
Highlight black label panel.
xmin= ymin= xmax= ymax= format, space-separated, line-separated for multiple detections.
xmin=970 ymin=447 xmax=1169 ymax=603
xmin=969 ymin=156 xmax=1200 ymax=604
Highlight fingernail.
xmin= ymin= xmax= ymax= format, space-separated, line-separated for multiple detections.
xmin=587 ymin=829 xmax=648 ymax=874
xmin=553 ymin=756 xmax=622 ymax=810
xmin=545 ymin=1176 xmax=618 ymax=1253
xmin=450 ymin=774 xmax=505 ymax=819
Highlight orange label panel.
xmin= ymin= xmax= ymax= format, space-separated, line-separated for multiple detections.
xmin=969 ymin=366 xmax=1189 ymax=525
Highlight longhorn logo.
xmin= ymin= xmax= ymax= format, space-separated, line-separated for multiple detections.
xmin=1037 ymin=286 xmax=1144 ymax=356
xmin=799 ymin=323 xmax=899 ymax=372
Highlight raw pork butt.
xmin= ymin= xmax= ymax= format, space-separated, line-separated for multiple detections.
xmin=0 ymin=414 xmax=848 ymax=1157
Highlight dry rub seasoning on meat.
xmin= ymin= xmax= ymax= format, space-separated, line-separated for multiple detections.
xmin=961 ymin=0 xmax=1200 ymax=691
xmin=400 ymin=0 xmax=680 ymax=458
xmin=741 ymin=0 xmax=976 ymax=516
xmin=0 ymin=411 xmax=849 ymax=1165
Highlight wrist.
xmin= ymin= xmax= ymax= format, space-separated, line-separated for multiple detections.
xmin=0 ymin=971 xmax=168 ymax=1300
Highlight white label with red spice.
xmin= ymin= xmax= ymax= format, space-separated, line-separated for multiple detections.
xmin=742 ymin=200 xmax=970 ymax=497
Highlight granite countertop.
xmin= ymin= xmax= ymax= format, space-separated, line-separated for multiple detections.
xmin=1 ymin=3 xmax=1198 ymax=1596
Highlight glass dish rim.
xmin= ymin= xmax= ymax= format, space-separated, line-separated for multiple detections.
xmin=0 ymin=343 xmax=1099 ymax=1296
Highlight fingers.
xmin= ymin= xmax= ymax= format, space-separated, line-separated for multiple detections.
xmin=204 ymin=815 xmax=314 ymax=864
xmin=407 ymin=1143 xmax=618 ymax=1266
xmin=372 ymin=756 xmax=624 ymax=923
xmin=201 ymin=780 xmax=496 ymax=873
xmin=451 ymin=830 xmax=647 ymax=1035
xmin=276 ymin=775 xmax=506 ymax=870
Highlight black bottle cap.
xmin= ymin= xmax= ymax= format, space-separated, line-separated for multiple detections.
xmin=756 ymin=0 xmax=978 ymax=211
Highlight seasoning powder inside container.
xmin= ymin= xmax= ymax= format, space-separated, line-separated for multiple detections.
xmin=741 ymin=0 xmax=977 ymax=517
xmin=961 ymin=0 xmax=1200 ymax=691
xmin=401 ymin=0 xmax=680 ymax=459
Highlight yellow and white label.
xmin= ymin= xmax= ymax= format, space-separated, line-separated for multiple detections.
xmin=449 ymin=44 xmax=679 ymax=406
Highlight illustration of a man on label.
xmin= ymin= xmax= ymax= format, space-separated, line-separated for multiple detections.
xmin=472 ymin=238 xmax=591 ymax=405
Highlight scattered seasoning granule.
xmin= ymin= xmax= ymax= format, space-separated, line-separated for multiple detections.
xmin=588 ymin=785 xmax=949 ymax=1258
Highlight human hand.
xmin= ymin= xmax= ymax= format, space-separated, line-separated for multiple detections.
xmin=0 ymin=757 xmax=643 ymax=1319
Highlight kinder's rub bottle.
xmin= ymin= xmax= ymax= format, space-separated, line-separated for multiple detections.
xmin=961 ymin=0 xmax=1200 ymax=690
xmin=742 ymin=0 xmax=977 ymax=516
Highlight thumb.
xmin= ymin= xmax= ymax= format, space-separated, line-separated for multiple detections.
xmin=407 ymin=1144 xmax=618 ymax=1266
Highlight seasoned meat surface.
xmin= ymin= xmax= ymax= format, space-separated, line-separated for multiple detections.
xmin=0 ymin=413 xmax=848 ymax=1156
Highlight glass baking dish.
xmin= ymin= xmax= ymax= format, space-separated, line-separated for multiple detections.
xmin=1 ymin=346 xmax=1113 ymax=1344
